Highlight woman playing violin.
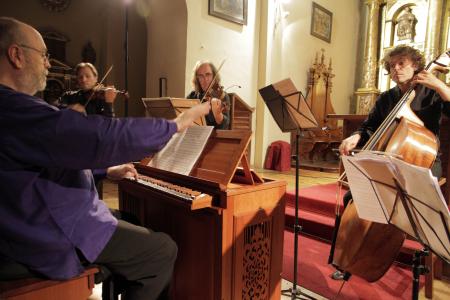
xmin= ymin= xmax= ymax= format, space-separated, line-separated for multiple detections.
xmin=186 ymin=60 xmax=231 ymax=129
xmin=331 ymin=44 xmax=450 ymax=280
xmin=59 ymin=62 xmax=117 ymax=117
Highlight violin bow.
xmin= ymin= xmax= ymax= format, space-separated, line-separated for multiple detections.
xmin=200 ymin=59 xmax=226 ymax=103
xmin=84 ymin=65 xmax=114 ymax=107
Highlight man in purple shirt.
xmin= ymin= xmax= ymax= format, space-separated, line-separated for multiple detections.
xmin=0 ymin=17 xmax=209 ymax=300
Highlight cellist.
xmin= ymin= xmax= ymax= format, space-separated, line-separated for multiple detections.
xmin=331 ymin=45 xmax=450 ymax=280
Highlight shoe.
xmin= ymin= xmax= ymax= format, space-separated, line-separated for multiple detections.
xmin=330 ymin=270 xmax=345 ymax=280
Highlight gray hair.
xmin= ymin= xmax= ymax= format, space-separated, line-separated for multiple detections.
xmin=0 ymin=17 xmax=25 ymax=55
xmin=190 ymin=60 xmax=221 ymax=93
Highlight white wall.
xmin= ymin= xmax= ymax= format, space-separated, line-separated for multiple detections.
xmin=185 ymin=0 xmax=261 ymax=162
xmin=258 ymin=0 xmax=360 ymax=167
xmin=185 ymin=0 xmax=260 ymax=103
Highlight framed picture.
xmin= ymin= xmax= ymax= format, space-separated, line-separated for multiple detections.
xmin=208 ymin=0 xmax=247 ymax=25
xmin=310 ymin=2 xmax=332 ymax=43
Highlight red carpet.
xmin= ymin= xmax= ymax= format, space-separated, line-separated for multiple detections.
xmin=285 ymin=182 xmax=345 ymax=218
xmin=282 ymin=230 xmax=424 ymax=300
xmin=284 ymin=183 xmax=423 ymax=265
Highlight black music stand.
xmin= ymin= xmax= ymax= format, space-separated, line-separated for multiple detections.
xmin=342 ymin=152 xmax=450 ymax=300
xmin=259 ymin=78 xmax=318 ymax=299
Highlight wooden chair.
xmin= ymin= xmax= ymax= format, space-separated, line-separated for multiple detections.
xmin=292 ymin=49 xmax=342 ymax=164
xmin=0 ymin=266 xmax=98 ymax=300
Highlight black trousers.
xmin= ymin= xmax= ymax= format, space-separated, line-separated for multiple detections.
xmin=94 ymin=219 xmax=177 ymax=300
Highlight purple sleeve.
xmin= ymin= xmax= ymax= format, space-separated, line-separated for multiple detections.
xmin=2 ymin=96 xmax=178 ymax=170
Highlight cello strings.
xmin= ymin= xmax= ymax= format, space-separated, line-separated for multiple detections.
xmin=339 ymin=52 xmax=443 ymax=181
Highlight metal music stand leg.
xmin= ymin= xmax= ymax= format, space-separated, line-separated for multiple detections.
xmin=412 ymin=248 xmax=429 ymax=300
xmin=281 ymin=130 xmax=314 ymax=300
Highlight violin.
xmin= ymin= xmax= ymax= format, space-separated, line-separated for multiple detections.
xmin=205 ymin=81 xmax=225 ymax=100
xmin=87 ymin=86 xmax=128 ymax=101
xmin=201 ymin=79 xmax=231 ymax=114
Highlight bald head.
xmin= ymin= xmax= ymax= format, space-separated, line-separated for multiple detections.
xmin=0 ymin=17 xmax=26 ymax=54
xmin=0 ymin=17 xmax=50 ymax=95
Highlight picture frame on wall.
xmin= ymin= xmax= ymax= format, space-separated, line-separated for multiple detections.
xmin=208 ymin=0 xmax=247 ymax=25
xmin=310 ymin=2 xmax=333 ymax=43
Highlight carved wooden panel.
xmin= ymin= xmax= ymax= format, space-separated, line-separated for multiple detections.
xmin=241 ymin=221 xmax=271 ymax=299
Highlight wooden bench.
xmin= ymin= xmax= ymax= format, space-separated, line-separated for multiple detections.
xmin=0 ymin=266 xmax=98 ymax=300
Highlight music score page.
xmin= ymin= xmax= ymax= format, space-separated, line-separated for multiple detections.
xmin=148 ymin=126 xmax=214 ymax=175
xmin=341 ymin=152 xmax=398 ymax=223
xmin=342 ymin=152 xmax=450 ymax=261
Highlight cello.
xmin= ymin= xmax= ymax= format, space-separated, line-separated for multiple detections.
xmin=331 ymin=49 xmax=450 ymax=282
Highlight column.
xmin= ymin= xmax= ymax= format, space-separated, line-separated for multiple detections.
xmin=424 ymin=0 xmax=444 ymax=63
xmin=355 ymin=0 xmax=383 ymax=114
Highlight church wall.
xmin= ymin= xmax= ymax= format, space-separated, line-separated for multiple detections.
xmin=182 ymin=0 xmax=360 ymax=167
xmin=145 ymin=0 xmax=187 ymax=100
xmin=185 ymin=0 xmax=260 ymax=163
xmin=258 ymin=0 xmax=361 ymax=167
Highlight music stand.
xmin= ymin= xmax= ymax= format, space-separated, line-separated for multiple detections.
xmin=141 ymin=97 xmax=207 ymax=126
xmin=259 ymin=78 xmax=318 ymax=299
xmin=341 ymin=152 xmax=450 ymax=300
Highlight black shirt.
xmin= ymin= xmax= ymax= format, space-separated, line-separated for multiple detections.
xmin=356 ymin=86 xmax=450 ymax=146
xmin=59 ymin=90 xmax=115 ymax=117
xmin=186 ymin=91 xmax=231 ymax=129
xmin=355 ymin=85 xmax=450 ymax=177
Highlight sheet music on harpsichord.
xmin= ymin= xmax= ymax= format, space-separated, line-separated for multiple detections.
xmin=148 ymin=126 xmax=214 ymax=175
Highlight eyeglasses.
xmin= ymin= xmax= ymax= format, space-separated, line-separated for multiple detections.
xmin=196 ymin=72 xmax=213 ymax=80
xmin=17 ymin=44 xmax=50 ymax=60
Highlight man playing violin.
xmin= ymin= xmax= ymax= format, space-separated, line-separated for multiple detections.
xmin=187 ymin=60 xmax=231 ymax=129
xmin=331 ymin=45 xmax=450 ymax=280
xmin=59 ymin=62 xmax=118 ymax=117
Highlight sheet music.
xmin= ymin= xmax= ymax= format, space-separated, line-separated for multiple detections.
xmin=390 ymin=157 xmax=450 ymax=261
xmin=343 ymin=152 xmax=450 ymax=262
xmin=148 ymin=126 xmax=214 ymax=175
xmin=342 ymin=153 xmax=394 ymax=223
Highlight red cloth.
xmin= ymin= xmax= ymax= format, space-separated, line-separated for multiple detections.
xmin=264 ymin=140 xmax=291 ymax=171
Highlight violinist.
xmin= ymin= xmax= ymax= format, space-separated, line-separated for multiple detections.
xmin=59 ymin=62 xmax=117 ymax=117
xmin=186 ymin=60 xmax=231 ymax=129
xmin=331 ymin=44 xmax=450 ymax=280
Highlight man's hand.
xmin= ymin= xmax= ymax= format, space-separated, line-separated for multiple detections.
xmin=412 ymin=70 xmax=450 ymax=101
xmin=339 ymin=134 xmax=361 ymax=156
xmin=210 ymin=98 xmax=224 ymax=124
xmin=174 ymin=102 xmax=210 ymax=132
xmin=106 ymin=163 xmax=138 ymax=181
xmin=103 ymin=86 xmax=118 ymax=103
